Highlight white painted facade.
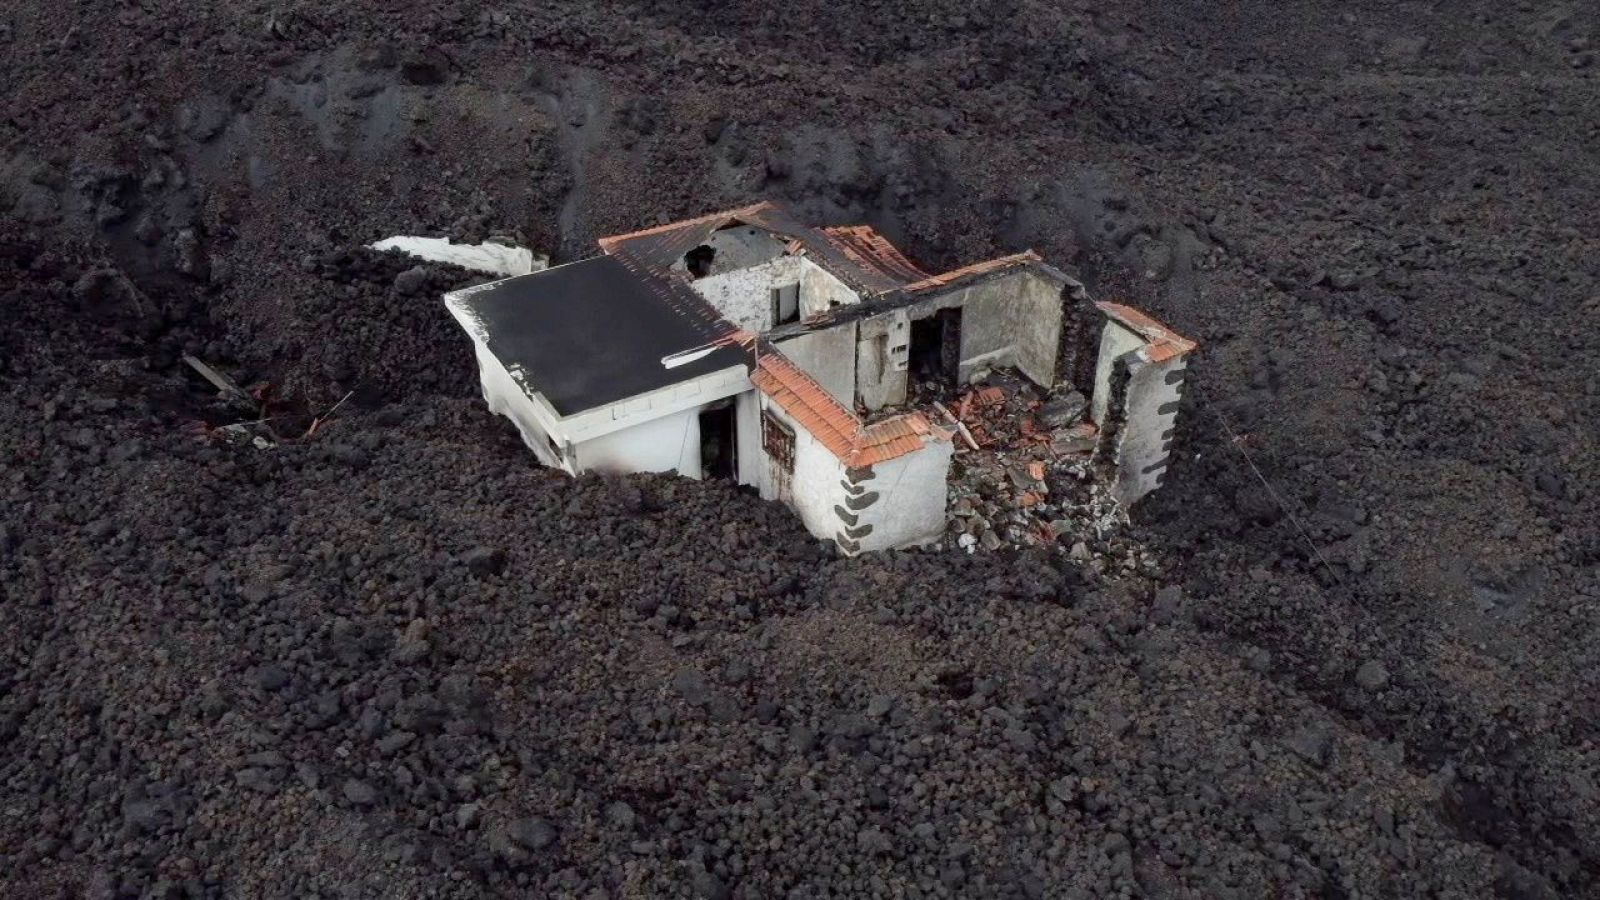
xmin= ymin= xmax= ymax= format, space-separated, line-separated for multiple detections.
xmin=1089 ymin=317 xmax=1192 ymax=508
xmin=1107 ymin=353 xmax=1187 ymax=507
xmin=756 ymin=398 xmax=844 ymax=534
xmin=446 ymin=292 xmax=750 ymax=478
xmin=751 ymin=396 xmax=950 ymax=552
xmin=844 ymin=440 xmax=953 ymax=552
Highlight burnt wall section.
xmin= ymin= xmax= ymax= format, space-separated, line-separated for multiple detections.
xmin=1059 ymin=295 xmax=1103 ymax=394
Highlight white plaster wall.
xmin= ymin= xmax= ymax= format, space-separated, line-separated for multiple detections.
xmin=855 ymin=311 xmax=909 ymax=411
xmin=893 ymin=272 xmax=1066 ymax=390
xmin=799 ymin=258 xmax=859 ymax=317
xmin=466 ymin=340 xmax=572 ymax=472
xmin=734 ymin=390 xmax=763 ymax=489
xmin=758 ymin=399 xmax=850 ymax=542
xmin=1092 ymin=321 xmax=1147 ymax=425
xmin=848 ymin=440 xmax=954 ymax=553
xmin=1111 ymin=355 xmax=1187 ymax=508
xmin=690 ymin=255 xmax=803 ymax=334
xmin=776 ymin=324 xmax=858 ymax=406
xmin=756 ymin=394 xmax=953 ymax=554
xmin=955 ymin=281 xmax=1022 ymax=380
xmin=559 ymin=366 xmax=748 ymax=444
xmin=572 ymin=407 xmax=702 ymax=478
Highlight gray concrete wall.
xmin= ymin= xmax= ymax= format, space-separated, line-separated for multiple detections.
xmin=1009 ymin=272 xmax=1064 ymax=387
xmin=948 ymin=283 xmax=1014 ymax=377
xmin=855 ymin=310 xmax=910 ymax=411
xmin=776 ymin=323 xmax=858 ymax=407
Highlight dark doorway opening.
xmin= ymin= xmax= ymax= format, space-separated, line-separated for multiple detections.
xmin=770 ymin=282 xmax=800 ymax=325
xmin=699 ymin=401 xmax=737 ymax=480
xmin=909 ymin=307 xmax=963 ymax=386
xmin=683 ymin=245 xmax=716 ymax=279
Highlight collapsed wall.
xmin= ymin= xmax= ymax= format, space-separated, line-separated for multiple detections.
xmin=1091 ymin=302 xmax=1197 ymax=508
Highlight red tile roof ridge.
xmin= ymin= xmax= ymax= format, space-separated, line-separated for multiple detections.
xmin=597 ymin=201 xmax=779 ymax=251
xmin=901 ymin=250 xmax=1043 ymax=293
xmin=821 ymin=225 xmax=931 ymax=283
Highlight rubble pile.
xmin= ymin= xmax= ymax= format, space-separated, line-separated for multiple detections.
xmin=909 ymin=371 xmax=1134 ymax=560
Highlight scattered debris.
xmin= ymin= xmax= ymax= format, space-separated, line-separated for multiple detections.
xmin=304 ymin=390 xmax=355 ymax=438
xmin=370 ymin=236 xmax=547 ymax=277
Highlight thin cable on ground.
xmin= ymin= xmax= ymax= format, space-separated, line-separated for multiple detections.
xmin=1207 ymin=404 xmax=1343 ymax=588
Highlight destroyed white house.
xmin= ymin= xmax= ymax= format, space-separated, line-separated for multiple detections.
xmin=443 ymin=202 xmax=1195 ymax=555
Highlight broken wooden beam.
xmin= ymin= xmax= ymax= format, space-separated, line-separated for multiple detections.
xmin=932 ymin=400 xmax=980 ymax=452
xmin=181 ymin=354 xmax=251 ymax=404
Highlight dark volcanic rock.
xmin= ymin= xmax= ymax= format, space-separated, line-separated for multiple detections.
xmin=0 ymin=3 xmax=1592 ymax=898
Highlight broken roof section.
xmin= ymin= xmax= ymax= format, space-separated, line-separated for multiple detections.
xmin=598 ymin=201 xmax=914 ymax=296
xmin=749 ymin=345 xmax=943 ymax=467
xmin=820 ymin=225 xmax=932 ymax=284
xmin=1095 ymin=301 xmax=1198 ymax=363
xmin=446 ymin=254 xmax=743 ymax=416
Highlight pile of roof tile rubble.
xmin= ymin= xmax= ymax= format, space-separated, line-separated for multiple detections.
xmin=898 ymin=370 xmax=1146 ymax=565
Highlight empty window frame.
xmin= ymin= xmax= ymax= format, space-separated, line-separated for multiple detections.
xmin=770 ymin=283 xmax=800 ymax=326
xmin=761 ymin=410 xmax=796 ymax=472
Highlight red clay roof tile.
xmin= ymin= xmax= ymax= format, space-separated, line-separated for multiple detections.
xmin=821 ymin=225 xmax=931 ymax=284
xmin=1095 ymin=301 xmax=1198 ymax=363
xmin=901 ymin=251 xmax=1043 ymax=293
xmin=750 ymin=350 xmax=943 ymax=466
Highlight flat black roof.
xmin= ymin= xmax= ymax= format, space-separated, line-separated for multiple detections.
xmin=448 ymin=255 xmax=746 ymax=417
